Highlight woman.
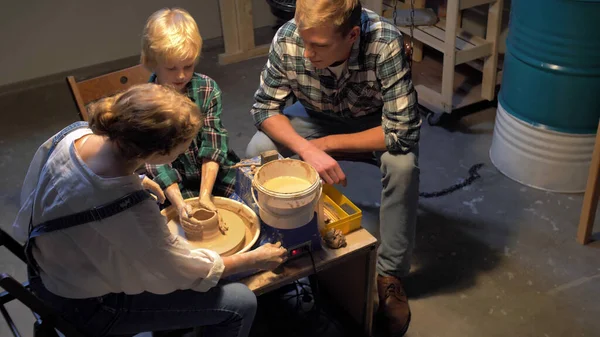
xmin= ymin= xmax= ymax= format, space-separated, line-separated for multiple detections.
xmin=12 ymin=84 xmax=286 ymax=337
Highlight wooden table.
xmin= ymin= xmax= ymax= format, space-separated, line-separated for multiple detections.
xmin=241 ymin=228 xmax=379 ymax=336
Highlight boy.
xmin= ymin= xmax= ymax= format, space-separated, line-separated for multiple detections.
xmin=141 ymin=8 xmax=240 ymax=228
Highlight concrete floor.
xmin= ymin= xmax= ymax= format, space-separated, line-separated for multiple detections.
xmin=1 ymin=45 xmax=599 ymax=337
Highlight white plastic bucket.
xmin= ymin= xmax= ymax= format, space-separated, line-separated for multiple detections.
xmin=252 ymin=159 xmax=321 ymax=229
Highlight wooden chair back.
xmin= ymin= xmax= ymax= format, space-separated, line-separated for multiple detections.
xmin=67 ymin=65 xmax=152 ymax=121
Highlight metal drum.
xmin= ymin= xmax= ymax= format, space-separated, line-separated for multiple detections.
xmin=490 ymin=0 xmax=600 ymax=192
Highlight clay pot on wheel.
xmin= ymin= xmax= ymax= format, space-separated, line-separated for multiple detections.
xmin=162 ymin=197 xmax=260 ymax=256
xmin=181 ymin=208 xmax=219 ymax=241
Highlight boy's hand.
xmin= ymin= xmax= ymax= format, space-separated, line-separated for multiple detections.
xmin=198 ymin=195 xmax=217 ymax=212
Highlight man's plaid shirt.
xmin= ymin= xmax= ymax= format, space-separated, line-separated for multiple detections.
xmin=251 ymin=8 xmax=421 ymax=153
xmin=146 ymin=73 xmax=239 ymax=199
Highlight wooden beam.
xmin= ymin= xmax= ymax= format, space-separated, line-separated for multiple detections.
xmin=414 ymin=84 xmax=446 ymax=114
xmin=399 ymin=26 xmax=445 ymax=52
xmin=399 ymin=18 xmax=490 ymax=54
xmin=218 ymin=44 xmax=270 ymax=65
xmin=235 ymin=0 xmax=255 ymax=51
xmin=412 ymin=0 xmax=426 ymax=62
xmin=421 ymin=24 xmax=474 ymax=50
xmin=219 ymin=0 xmax=241 ymax=54
xmin=460 ymin=0 xmax=497 ymax=10
xmin=481 ymin=0 xmax=502 ymax=100
xmin=436 ymin=19 xmax=488 ymax=47
xmin=577 ymin=122 xmax=600 ymax=245
xmin=441 ymin=0 xmax=460 ymax=111
xmin=456 ymin=42 xmax=493 ymax=65
xmin=364 ymin=247 xmax=377 ymax=335
xmin=66 ymin=76 xmax=88 ymax=121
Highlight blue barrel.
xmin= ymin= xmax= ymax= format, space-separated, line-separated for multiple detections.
xmin=499 ymin=0 xmax=600 ymax=134
xmin=491 ymin=0 xmax=600 ymax=192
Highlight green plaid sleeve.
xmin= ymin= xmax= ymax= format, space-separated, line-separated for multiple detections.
xmin=251 ymin=39 xmax=292 ymax=126
xmin=377 ymin=36 xmax=421 ymax=153
xmin=145 ymin=163 xmax=182 ymax=190
xmin=198 ymin=81 xmax=229 ymax=165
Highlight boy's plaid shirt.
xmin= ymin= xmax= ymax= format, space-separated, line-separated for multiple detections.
xmin=251 ymin=8 xmax=421 ymax=153
xmin=146 ymin=73 xmax=239 ymax=198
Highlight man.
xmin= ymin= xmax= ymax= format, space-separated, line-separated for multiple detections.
xmin=246 ymin=0 xmax=420 ymax=335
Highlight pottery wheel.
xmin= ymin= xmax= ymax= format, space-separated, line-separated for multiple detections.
xmin=168 ymin=208 xmax=246 ymax=256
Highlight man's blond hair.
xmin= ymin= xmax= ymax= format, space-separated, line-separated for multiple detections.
xmin=141 ymin=8 xmax=203 ymax=69
xmin=295 ymin=0 xmax=361 ymax=35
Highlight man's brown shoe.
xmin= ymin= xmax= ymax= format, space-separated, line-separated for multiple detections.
xmin=377 ymin=275 xmax=411 ymax=337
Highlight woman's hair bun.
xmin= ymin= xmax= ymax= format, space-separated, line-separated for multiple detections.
xmin=84 ymin=84 xmax=202 ymax=160
xmin=88 ymin=95 xmax=121 ymax=137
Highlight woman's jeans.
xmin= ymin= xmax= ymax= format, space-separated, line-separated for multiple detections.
xmin=29 ymin=275 xmax=257 ymax=337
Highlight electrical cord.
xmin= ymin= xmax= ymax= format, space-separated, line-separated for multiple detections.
xmin=308 ymin=250 xmax=320 ymax=311
xmin=252 ymin=246 xmax=350 ymax=336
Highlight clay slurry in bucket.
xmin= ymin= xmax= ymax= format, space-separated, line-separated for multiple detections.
xmin=253 ymin=159 xmax=321 ymax=229
xmin=262 ymin=176 xmax=312 ymax=194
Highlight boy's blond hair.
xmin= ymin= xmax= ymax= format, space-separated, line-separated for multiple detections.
xmin=141 ymin=8 xmax=203 ymax=69
xmin=88 ymin=84 xmax=201 ymax=159
xmin=295 ymin=0 xmax=361 ymax=35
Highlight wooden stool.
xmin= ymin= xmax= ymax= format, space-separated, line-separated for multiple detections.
xmin=577 ymin=121 xmax=600 ymax=245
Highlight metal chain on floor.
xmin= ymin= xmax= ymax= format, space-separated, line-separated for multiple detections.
xmin=419 ymin=163 xmax=485 ymax=198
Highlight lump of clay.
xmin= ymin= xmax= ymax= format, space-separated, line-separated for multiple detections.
xmin=323 ymin=229 xmax=347 ymax=249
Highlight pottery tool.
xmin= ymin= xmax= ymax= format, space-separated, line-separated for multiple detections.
xmin=322 ymin=201 xmax=341 ymax=225
xmin=228 ymin=163 xmax=261 ymax=169
xmin=260 ymin=150 xmax=280 ymax=165
xmin=228 ymin=150 xmax=286 ymax=170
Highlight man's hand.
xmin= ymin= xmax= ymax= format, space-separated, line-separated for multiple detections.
xmin=300 ymin=141 xmax=347 ymax=186
xmin=310 ymin=137 xmax=330 ymax=153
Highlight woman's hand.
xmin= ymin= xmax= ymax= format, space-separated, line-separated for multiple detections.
xmin=249 ymin=242 xmax=288 ymax=271
xmin=141 ymin=176 xmax=166 ymax=204
xmin=178 ymin=203 xmax=204 ymax=230
xmin=222 ymin=242 xmax=288 ymax=277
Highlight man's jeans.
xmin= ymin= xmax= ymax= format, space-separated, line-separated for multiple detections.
xmin=29 ymin=275 xmax=257 ymax=337
xmin=246 ymin=103 xmax=419 ymax=278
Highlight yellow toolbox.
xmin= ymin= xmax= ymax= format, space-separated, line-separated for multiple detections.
xmin=318 ymin=184 xmax=362 ymax=236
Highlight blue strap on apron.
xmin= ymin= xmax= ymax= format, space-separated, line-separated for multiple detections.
xmin=24 ymin=122 xmax=151 ymax=275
